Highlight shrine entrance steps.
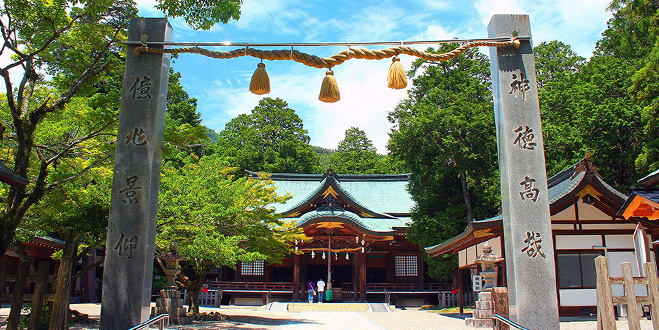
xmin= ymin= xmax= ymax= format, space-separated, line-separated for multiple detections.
xmin=283 ymin=303 xmax=391 ymax=312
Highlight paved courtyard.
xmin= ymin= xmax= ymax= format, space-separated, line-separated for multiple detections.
xmin=1 ymin=303 xmax=657 ymax=329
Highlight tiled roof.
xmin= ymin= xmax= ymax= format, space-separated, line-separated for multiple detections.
xmin=639 ymin=169 xmax=659 ymax=188
xmin=258 ymin=172 xmax=414 ymax=215
xmin=425 ymin=157 xmax=626 ymax=257
xmin=0 ymin=161 xmax=28 ymax=187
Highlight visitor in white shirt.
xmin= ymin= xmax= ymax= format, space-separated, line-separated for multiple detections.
xmin=317 ymin=279 xmax=326 ymax=303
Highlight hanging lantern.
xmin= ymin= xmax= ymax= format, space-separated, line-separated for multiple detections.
xmin=311 ymin=249 xmax=315 ymax=259
xmin=322 ymin=251 xmax=326 ymax=259
xmin=346 ymin=253 xmax=349 ymax=260
xmin=335 ymin=252 xmax=338 ymax=260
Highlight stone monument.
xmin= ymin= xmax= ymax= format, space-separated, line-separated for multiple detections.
xmin=100 ymin=18 xmax=172 ymax=330
xmin=488 ymin=14 xmax=559 ymax=329
xmin=151 ymin=242 xmax=192 ymax=324
xmin=466 ymin=242 xmax=504 ymax=328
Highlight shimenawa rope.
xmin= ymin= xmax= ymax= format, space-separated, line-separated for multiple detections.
xmin=134 ymin=37 xmax=520 ymax=102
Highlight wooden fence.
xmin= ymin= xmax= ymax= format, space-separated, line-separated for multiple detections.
xmin=0 ymin=260 xmax=56 ymax=330
xmin=595 ymin=256 xmax=659 ymax=330
xmin=438 ymin=290 xmax=475 ymax=308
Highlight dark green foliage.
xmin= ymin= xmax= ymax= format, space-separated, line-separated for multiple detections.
xmin=388 ymin=45 xmax=500 ymax=280
xmin=313 ymin=146 xmax=335 ymax=171
xmin=155 ymin=0 xmax=241 ymax=30
xmin=330 ymin=127 xmax=379 ymax=174
xmin=216 ymin=97 xmax=318 ymax=174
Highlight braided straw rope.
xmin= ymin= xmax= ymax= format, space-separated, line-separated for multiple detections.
xmin=134 ymin=38 xmax=520 ymax=69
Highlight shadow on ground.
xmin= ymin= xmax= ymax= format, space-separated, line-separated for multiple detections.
xmin=436 ymin=313 xmax=471 ymax=320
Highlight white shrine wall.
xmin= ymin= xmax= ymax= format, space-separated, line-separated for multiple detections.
xmin=457 ymin=197 xmax=653 ymax=311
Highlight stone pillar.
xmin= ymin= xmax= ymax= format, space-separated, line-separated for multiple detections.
xmin=100 ymin=18 xmax=172 ymax=330
xmin=487 ymin=15 xmax=559 ymax=329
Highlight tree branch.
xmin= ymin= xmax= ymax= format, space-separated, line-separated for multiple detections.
xmin=46 ymin=152 xmax=114 ymax=190
xmin=73 ymin=256 xmax=104 ymax=279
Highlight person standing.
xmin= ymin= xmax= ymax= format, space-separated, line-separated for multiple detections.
xmin=307 ymin=281 xmax=315 ymax=303
xmin=316 ymin=278 xmax=326 ymax=303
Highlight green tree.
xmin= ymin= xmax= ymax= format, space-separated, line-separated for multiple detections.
xmin=596 ymin=0 xmax=659 ymax=178
xmin=21 ymin=169 xmax=112 ymax=329
xmin=157 ymin=154 xmax=304 ymax=314
xmin=388 ymin=45 xmax=500 ymax=280
xmin=330 ymin=127 xmax=379 ymax=174
xmin=534 ymin=41 xmax=587 ymax=176
xmin=216 ymin=97 xmax=318 ymax=174
xmin=0 ymin=0 xmax=244 ymax=260
xmin=534 ymin=40 xmax=645 ymax=188
xmin=163 ymin=69 xmax=209 ymax=163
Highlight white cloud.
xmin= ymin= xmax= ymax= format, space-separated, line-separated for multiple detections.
xmin=199 ymin=57 xmax=409 ymax=153
xmin=473 ymin=0 xmax=611 ymax=56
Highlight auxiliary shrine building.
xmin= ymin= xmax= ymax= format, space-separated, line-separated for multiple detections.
xmin=207 ymin=169 xmax=445 ymax=305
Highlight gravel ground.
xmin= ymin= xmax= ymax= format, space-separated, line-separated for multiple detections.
xmin=2 ymin=303 xmax=657 ymax=329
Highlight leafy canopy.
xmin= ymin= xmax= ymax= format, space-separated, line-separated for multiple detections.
xmin=388 ymin=45 xmax=500 ymax=279
xmin=216 ymin=97 xmax=318 ymax=174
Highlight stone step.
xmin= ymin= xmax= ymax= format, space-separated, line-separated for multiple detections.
xmin=465 ymin=318 xmax=494 ymax=328
xmin=156 ymin=297 xmax=184 ymax=308
xmin=478 ymin=292 xmax=491 ymax=301
xmin=473 ymin=309 xmax=492 ymax=319
xmin=476 ymin=300 xmax=492 ymax=310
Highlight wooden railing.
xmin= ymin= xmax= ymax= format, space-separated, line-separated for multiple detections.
xmin=595 ymin=256 xmax=659 ymax=330
xmin=365 ymin=283 xmax=451 ymax=292
xmin=207 ymin=281 xmax=449 ymax=294
xmin=207 ymin=281 xmax=297 ymax=292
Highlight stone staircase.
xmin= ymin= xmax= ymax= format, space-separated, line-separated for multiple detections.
xmin=151 ymin=288 xmax=193 ymax=324
xmin=465 ymin=291 xmax=493 ymax=328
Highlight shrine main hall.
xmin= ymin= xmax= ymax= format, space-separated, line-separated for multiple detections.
xmin=206 ymin=169 xmax=444 ymax=305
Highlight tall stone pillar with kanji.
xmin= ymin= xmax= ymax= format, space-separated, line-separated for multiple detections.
xmin=100 ymin=18 xmax=172 ymax=330
xmin=488 ymin=14 xmax=559 ymax=329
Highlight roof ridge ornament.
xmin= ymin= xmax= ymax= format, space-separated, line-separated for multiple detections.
xmin=322 ymin=166 xmax=338 ymax=181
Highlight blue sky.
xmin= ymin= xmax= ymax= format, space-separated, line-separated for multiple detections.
xmin=136 ymin=0 xmax=613 ymax=153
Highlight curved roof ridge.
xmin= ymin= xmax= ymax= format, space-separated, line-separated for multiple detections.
xmin=295 ymin=210 xmax=401 ymax=234
xmin=279 ymin=177 xmax=328 ymax=213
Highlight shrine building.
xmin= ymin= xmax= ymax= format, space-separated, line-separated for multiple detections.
xmin=206 ymin=169 xmax=446 ymax=306
xmin=425 ymin=157 xmax=653 ymax=316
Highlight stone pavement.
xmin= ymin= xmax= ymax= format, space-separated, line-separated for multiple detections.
xmin=2 ymin=303 xmax=657 ymax=329
xmin=279 ymin=311 xmax=383 ymax=330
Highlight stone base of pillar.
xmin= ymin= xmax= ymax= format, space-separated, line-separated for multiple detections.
xmin=465 ymin=291 xmax=493 ymax=328
xmin=151 ymin=289 xmax=193 ymax=325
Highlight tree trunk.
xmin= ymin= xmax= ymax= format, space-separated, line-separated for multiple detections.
xmin=188 ymin=288 xmax=200 ymax=315
xmin=49 ymin=232 xmax=78 ymax=330
xmin=459 ymin=171 xmax=473 ymax=223
xmin=187 ymin=266 xmax=212 ymax=315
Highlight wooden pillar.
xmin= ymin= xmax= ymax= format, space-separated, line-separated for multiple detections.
xmin=359 ymin=251 xmax=366 ymax=302
xmin=386 ymin=253 xmax=394 ymax=283
xmin=352 ymin=251 xmax=359 ymax=300
xmin=417 ymin=254 xmax=424 ymax=283
xmin=293 ymin=254 xmax=300 ymax=302
xmin=458 ymin=268 xmax=464 ymax=314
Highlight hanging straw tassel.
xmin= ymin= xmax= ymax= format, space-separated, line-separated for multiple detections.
xmin=387 ymin=57 xmax=407 ymax=89
xmin=318 ymin=69 xmax=340 ymax=103
xmin=249 ymin=62 xmax=270 ymax=95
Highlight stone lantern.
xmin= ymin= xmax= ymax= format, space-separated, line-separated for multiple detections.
xmin=152 ymin=242 xmax=191 ymax=324
xmin=466 ymin=242 xmax=505 ymax=328
xmin=474 ymin=242 xmax=503 ymax=291
xmin=161 ymin=241 xmax=184 ymax=289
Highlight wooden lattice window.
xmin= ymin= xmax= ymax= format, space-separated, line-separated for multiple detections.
xmin=241 ymin=260 xmax=264 ymax=276
xmin=395 ymin=255 xmax=418 ymax=277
